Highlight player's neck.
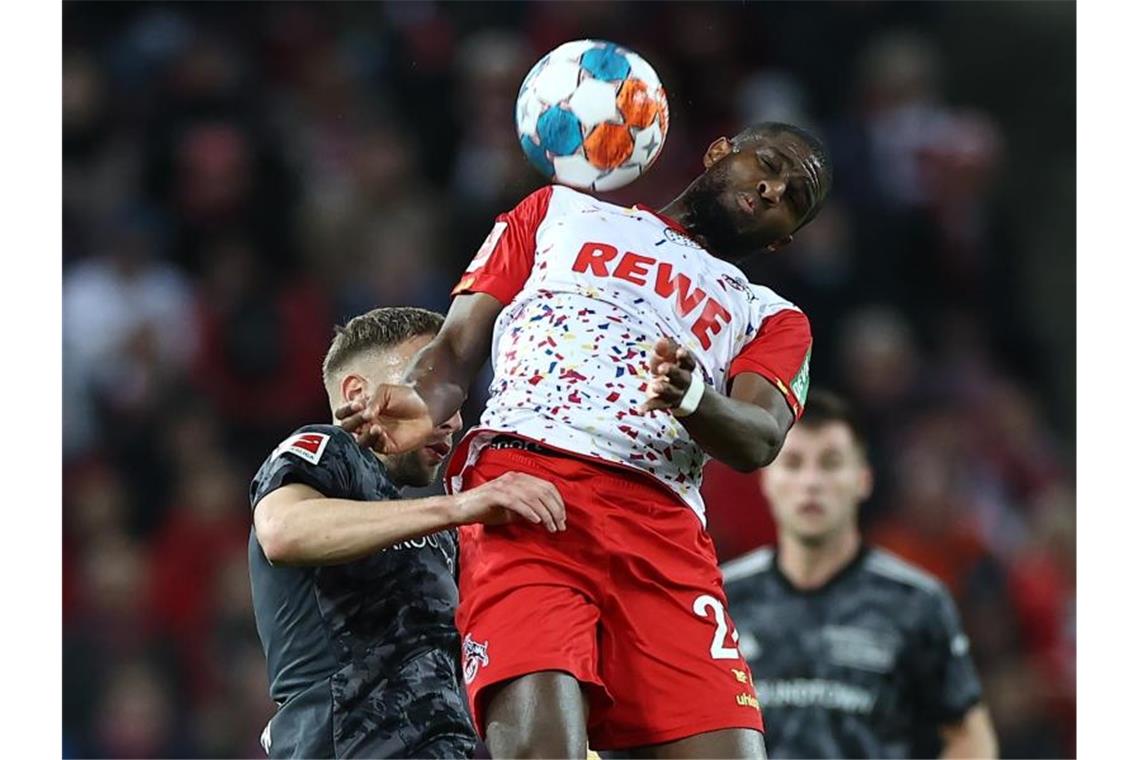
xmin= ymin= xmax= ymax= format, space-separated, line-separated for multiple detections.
xmin=659 ymin=195 xmax=747 ymax=263
xmin=778 ymin=529 xmax=862 ymax=591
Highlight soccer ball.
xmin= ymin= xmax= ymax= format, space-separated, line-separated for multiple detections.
xmin=515 ymin=39 xmax=669 ymax=192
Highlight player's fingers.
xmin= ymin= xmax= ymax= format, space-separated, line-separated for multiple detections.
xmin=665 ymin=366 xmax=691 ymax=387
xmin=374 ymin=426 xmax=400 ymax=454
xmin=651 ymin=337 xmax=676 ymax=364
xmin=356 ymin=426 xmax=379 ymax=451
xmin=508 ymin=476 xmax=562 ymax=532
xmin=648 ymin=377 xmax=670 ymax=397
xmin=676 ymin=347 xmax=696 ymax=371
xmin=337 ymin=410 xmax=368 ymax=432
xmin=530 ymin=481 xmax=566 ymax=531
xmin=334 ymin=401 xmax=364 ymax=421
xmin=502 ymin=499 xmax=544 ymax=525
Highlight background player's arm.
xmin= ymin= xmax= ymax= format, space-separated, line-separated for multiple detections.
xmin=939 ymin=704 xmax=998 ymax=759
xmin=254 ymin=472 xmax=565 ymax=565
xmin=643 ymin=339 xmax=792 ymax=471
xmin=337 ymin=293 xmax=503 ymax=453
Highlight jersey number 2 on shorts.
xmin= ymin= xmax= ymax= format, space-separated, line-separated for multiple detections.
xmin=692 ymin=594 xmax=741 ymax=660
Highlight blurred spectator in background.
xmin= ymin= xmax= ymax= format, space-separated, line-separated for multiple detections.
xmin=63 ymin=207 xmax=197 ymax=459
xmin=62 ymin=3 xmax=1075 ymax=757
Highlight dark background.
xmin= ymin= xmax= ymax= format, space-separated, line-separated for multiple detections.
xmin=62 ymin=2 xmax=1075 ymax=757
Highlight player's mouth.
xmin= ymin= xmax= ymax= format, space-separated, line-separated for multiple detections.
xmin=423 ymin=440 xmax=452 ymax=462
xmin=797 ymin=501 xmax=825 ymax=517
xmin=736 ymin=192 xmax=757 ymax=215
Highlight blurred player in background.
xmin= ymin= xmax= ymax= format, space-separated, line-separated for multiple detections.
xmin=722 ymin=391 xmax=998 ymax=759
xmin=338 ymin=122 xmax=831 ymax=758
xmin=248 ymin=307 xmax=565 ymax=759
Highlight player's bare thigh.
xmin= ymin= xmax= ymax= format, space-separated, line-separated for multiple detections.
xmin=628 ymin=727 xmax=767 ymax=760
xmin=483 ymin=670 xmax=590 ymax=758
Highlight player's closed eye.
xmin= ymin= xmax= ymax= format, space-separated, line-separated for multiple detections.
xmin=757 ymin=151 xmax=780 ymax=173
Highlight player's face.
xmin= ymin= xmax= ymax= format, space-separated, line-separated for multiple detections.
xmin=373 ymin=334 xmax=463 ymax=488
xmin=688 ymin=132 xmax=821 ymax=261
xmin=762 ymin=421 xmax=871 ymax=546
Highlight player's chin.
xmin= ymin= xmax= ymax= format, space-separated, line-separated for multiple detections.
xmin=410 ymin=450 xmax=446 ymax=485
xmin=790 ymin=517 xmax=838 ymax=543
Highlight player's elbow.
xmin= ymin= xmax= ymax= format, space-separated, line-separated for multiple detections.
xmin=723 ymin=451 xmax=764 ymax=473
xmin=254 ymin=506 xmax=303 ymax=565
xmin=726 ymin=430 xmax=782 ymax=473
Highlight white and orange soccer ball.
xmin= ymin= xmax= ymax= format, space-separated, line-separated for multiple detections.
xmin=515 ymin=39 xmax=669 ymax=192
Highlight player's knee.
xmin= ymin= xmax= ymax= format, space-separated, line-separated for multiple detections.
xmin=485 ymin=720 xmax=585 ymax=759
xmin=483 ymin=672 xmax=589 ymax=758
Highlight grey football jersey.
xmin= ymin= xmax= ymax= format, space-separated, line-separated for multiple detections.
xmin=723 ymin=545 xmax=982 ymax=759
xmin=249 ymin=424 xmax=476 ymax=759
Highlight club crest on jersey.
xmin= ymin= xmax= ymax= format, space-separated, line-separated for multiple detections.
xmin=462 ymin=634 xmax=490 ymax=684
xmin=273 ymin=432 xmax=331 ymax=465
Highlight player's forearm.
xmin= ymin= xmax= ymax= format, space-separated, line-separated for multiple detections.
xmin=678 ymin=389 xmax=783 ymax=472
xmin=403 ymin=334 xmax=479 ymax=427
xmin=256 ymin=494 xmax=459 ymax=566
xmin=940 ymin=706 xmax=998 ymax=759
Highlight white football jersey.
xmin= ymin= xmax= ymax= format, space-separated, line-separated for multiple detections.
xmin=446 ymin=185 xmax=811 ymax=524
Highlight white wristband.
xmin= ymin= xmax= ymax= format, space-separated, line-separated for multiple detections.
xmin=673 ymin=379 xmax=706 ymax=417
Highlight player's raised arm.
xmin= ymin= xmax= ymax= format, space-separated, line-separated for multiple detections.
xmin=408 ymin=292 xmax=504 ymax=426
xmin=335 ymin=293 xmax=505 ymax=454
xmin=339 ymin=187 xmax=550 ymax=454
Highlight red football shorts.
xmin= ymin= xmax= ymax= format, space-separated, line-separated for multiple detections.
xmin=455 ymin=445 xmax=764 ymax=750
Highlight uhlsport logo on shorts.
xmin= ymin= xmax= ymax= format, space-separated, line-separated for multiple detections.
xmin=462 ymin=633 xmax=490 ymax=684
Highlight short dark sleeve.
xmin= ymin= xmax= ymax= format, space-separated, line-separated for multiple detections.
xmin=912 ymin=585 xmax=984 ymax=724
xmin=250 ymin=425 xmax=363 ymax=507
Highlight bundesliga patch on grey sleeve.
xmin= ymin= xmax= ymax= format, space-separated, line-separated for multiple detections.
xmin=251 ymin=425 xmax=362 ymax=507
xmin=272 ymin=431 xmax=332 ymax=465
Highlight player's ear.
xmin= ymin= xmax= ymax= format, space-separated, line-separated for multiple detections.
xmin=765 ymin=234 xmax=794 ymax=253
xmin=704 ymin=137 xmax=734 ymax=168
xmin=340 ymin=373 xmax=370 ymax=406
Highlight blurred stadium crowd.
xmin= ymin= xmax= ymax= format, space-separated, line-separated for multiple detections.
xmin=62 ymin=2 xmax=1074 ymax=758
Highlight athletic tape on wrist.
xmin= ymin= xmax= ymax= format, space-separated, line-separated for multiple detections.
xmin=673 ymin=379 xmax=706 ymax=417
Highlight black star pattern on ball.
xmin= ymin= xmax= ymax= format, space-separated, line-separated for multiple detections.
xmin=642 ymin=133 xmax=659 ymax=157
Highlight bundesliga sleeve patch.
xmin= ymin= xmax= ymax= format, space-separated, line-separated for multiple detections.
xmin=273 ymin=432 xmax=331 ymax=465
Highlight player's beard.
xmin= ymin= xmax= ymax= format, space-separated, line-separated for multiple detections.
xmin=383 ymin=449 xmax=439 ymax=489
xmin=685 ymin=168 xmax=753 ymax=263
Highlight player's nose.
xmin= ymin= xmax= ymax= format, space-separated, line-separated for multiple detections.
xmin=440 ymin=410 xmax=463 ymax=434
xmin=757 ymin=178 xmax=786 ymax=205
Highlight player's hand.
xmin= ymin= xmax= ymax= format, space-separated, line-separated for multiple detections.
xmin=640 ymin=337 xmax=697 ymax=413
xmin=451 ymin=472 xmax=567 ymax=533
xmin=334 ymin=385 xmax=435 ymax=454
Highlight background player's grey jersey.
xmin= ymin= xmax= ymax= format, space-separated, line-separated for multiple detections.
xmin=723 ymin=545 xmax=982 ymax=759
xmin=249 ymin=424 xmax=476 ymax=759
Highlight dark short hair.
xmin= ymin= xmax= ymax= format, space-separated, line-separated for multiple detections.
xmin=799 ymin=389 xmax=867 ymax=453
xmin=732 ymin=121 xmax=833 ymax=229
xmin=321 ymin=307 xmax=444 ymax=385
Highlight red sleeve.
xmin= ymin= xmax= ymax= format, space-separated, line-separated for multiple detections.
xmin=451 ymin=185 xmax=554 ymax=305
xmin=728 ymin=308 xmax=812 ymax=419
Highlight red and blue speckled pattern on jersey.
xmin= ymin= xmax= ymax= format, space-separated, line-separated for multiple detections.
xmin=448 ymin=185 xmax=811 ymax=525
